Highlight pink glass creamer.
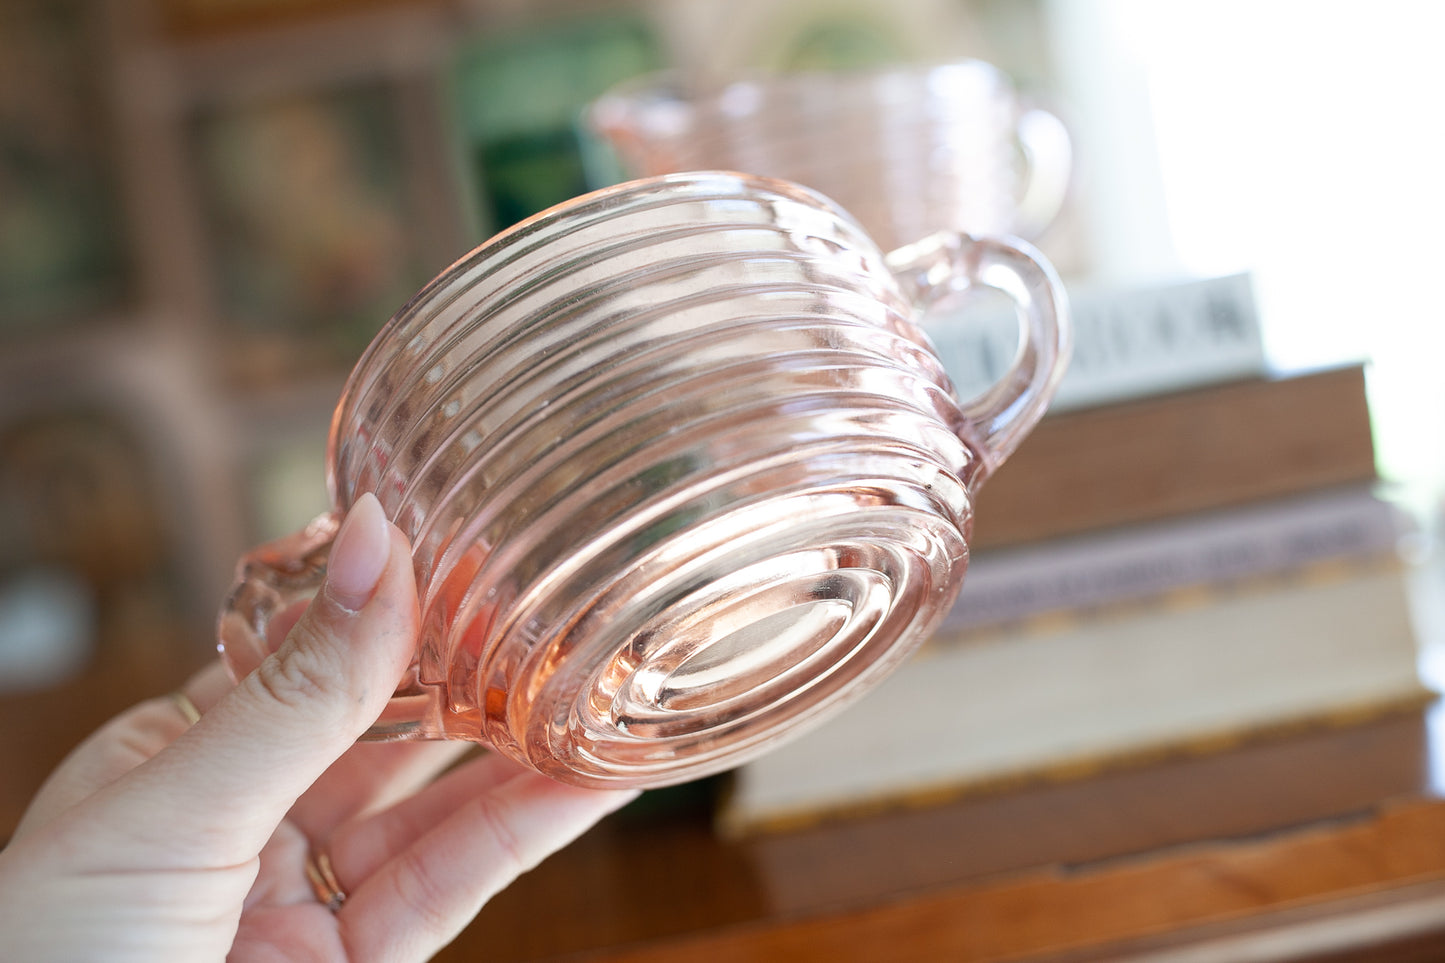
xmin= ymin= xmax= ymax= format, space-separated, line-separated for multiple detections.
xmin=586 ymin=61 xmax=1073 ymax=251
xmin=218 ymin=171 xmax=1070 ymax=790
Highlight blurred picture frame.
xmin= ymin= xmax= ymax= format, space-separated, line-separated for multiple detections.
xmin=184 ymin=78 xmax=435 ymax=386
xmin=0 ymin=0 xmax=131 ymax=334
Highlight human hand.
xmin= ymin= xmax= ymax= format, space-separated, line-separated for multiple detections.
xmin=0 ymin=493 xmax=637 ymax=961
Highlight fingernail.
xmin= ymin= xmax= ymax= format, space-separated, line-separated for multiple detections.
xmin=326 ymin=492 xmax=390 ymax=611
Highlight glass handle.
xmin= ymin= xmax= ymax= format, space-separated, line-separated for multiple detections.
xmin=1013 ymin=105 xmax=1072 ymax=239
xmin=217 ymin=508 xmax=448 ymax=741
xmin=216 ymin=510 xmax=339 ymax=682
xmin=886 ymin=232 xmax=1071 ymax=486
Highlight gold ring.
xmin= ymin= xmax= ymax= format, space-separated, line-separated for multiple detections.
xmin=169 ymin=691 xmax=201 ymax=726
xmin=305 ymin=850 xmax=347 ymax=912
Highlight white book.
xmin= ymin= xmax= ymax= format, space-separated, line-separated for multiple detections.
xmin=926 ymin=272 xmax=1266 ymax=412
xmin=720 ymin=561 xmax=1431 ymax=837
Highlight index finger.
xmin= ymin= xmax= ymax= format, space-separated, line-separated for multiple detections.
xmin=82 ymin=495 xmax=420 ymax=868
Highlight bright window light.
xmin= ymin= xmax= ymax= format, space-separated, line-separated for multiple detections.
xmin=1048 ymin=0 xmax=1445 ymax=500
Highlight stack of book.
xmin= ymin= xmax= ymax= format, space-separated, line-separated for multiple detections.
xmin=718 ymin=274 xmax=1434 ymax=837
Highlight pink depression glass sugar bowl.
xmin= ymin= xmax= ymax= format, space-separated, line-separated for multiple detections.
xmin=217 ymin=171 xmax=1070 ymax=790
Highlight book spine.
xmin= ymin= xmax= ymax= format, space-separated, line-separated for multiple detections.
xmin=943 ymin=487 xmax=1404 ymax=637
xmin=929 ymin=272 xmax=1265 ymax=412
xmin=971 ymin=364 xmax=1379 ymax=550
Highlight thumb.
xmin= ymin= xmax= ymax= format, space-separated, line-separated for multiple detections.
xmin=98 ymin=492 xmax=420 ymax=866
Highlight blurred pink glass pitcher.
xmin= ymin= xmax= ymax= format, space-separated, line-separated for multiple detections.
xmin=218 ymin=172 xmax=1070 ymax=790
xmin=586 ymin=61 xmax=1073 ymax=251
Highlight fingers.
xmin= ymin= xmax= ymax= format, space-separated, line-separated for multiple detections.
xmin=287 ymin=740 xmax=473 ymax=842
xmin=178 ymin=660 xmax=240 ymax=716
xmin=12 ymin=697 xmax=190 ymax=840
xmin=13 ymin=660 xmax=236 ymax=839
xmin=88 ymin=492 xmax=420 ymax=867
xmin=327 ymin=750 xmax=533 ymax=885
xmin=244 ymin=597 xmax=471 ymax=840
xmin=339 ymin=774 xmax=638 ymax=962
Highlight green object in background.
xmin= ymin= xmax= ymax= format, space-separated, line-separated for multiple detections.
xmin=475 ymin=126 xmax=593 ymax=232
xmin=451 ymin=14 xmax=664 ymax=234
